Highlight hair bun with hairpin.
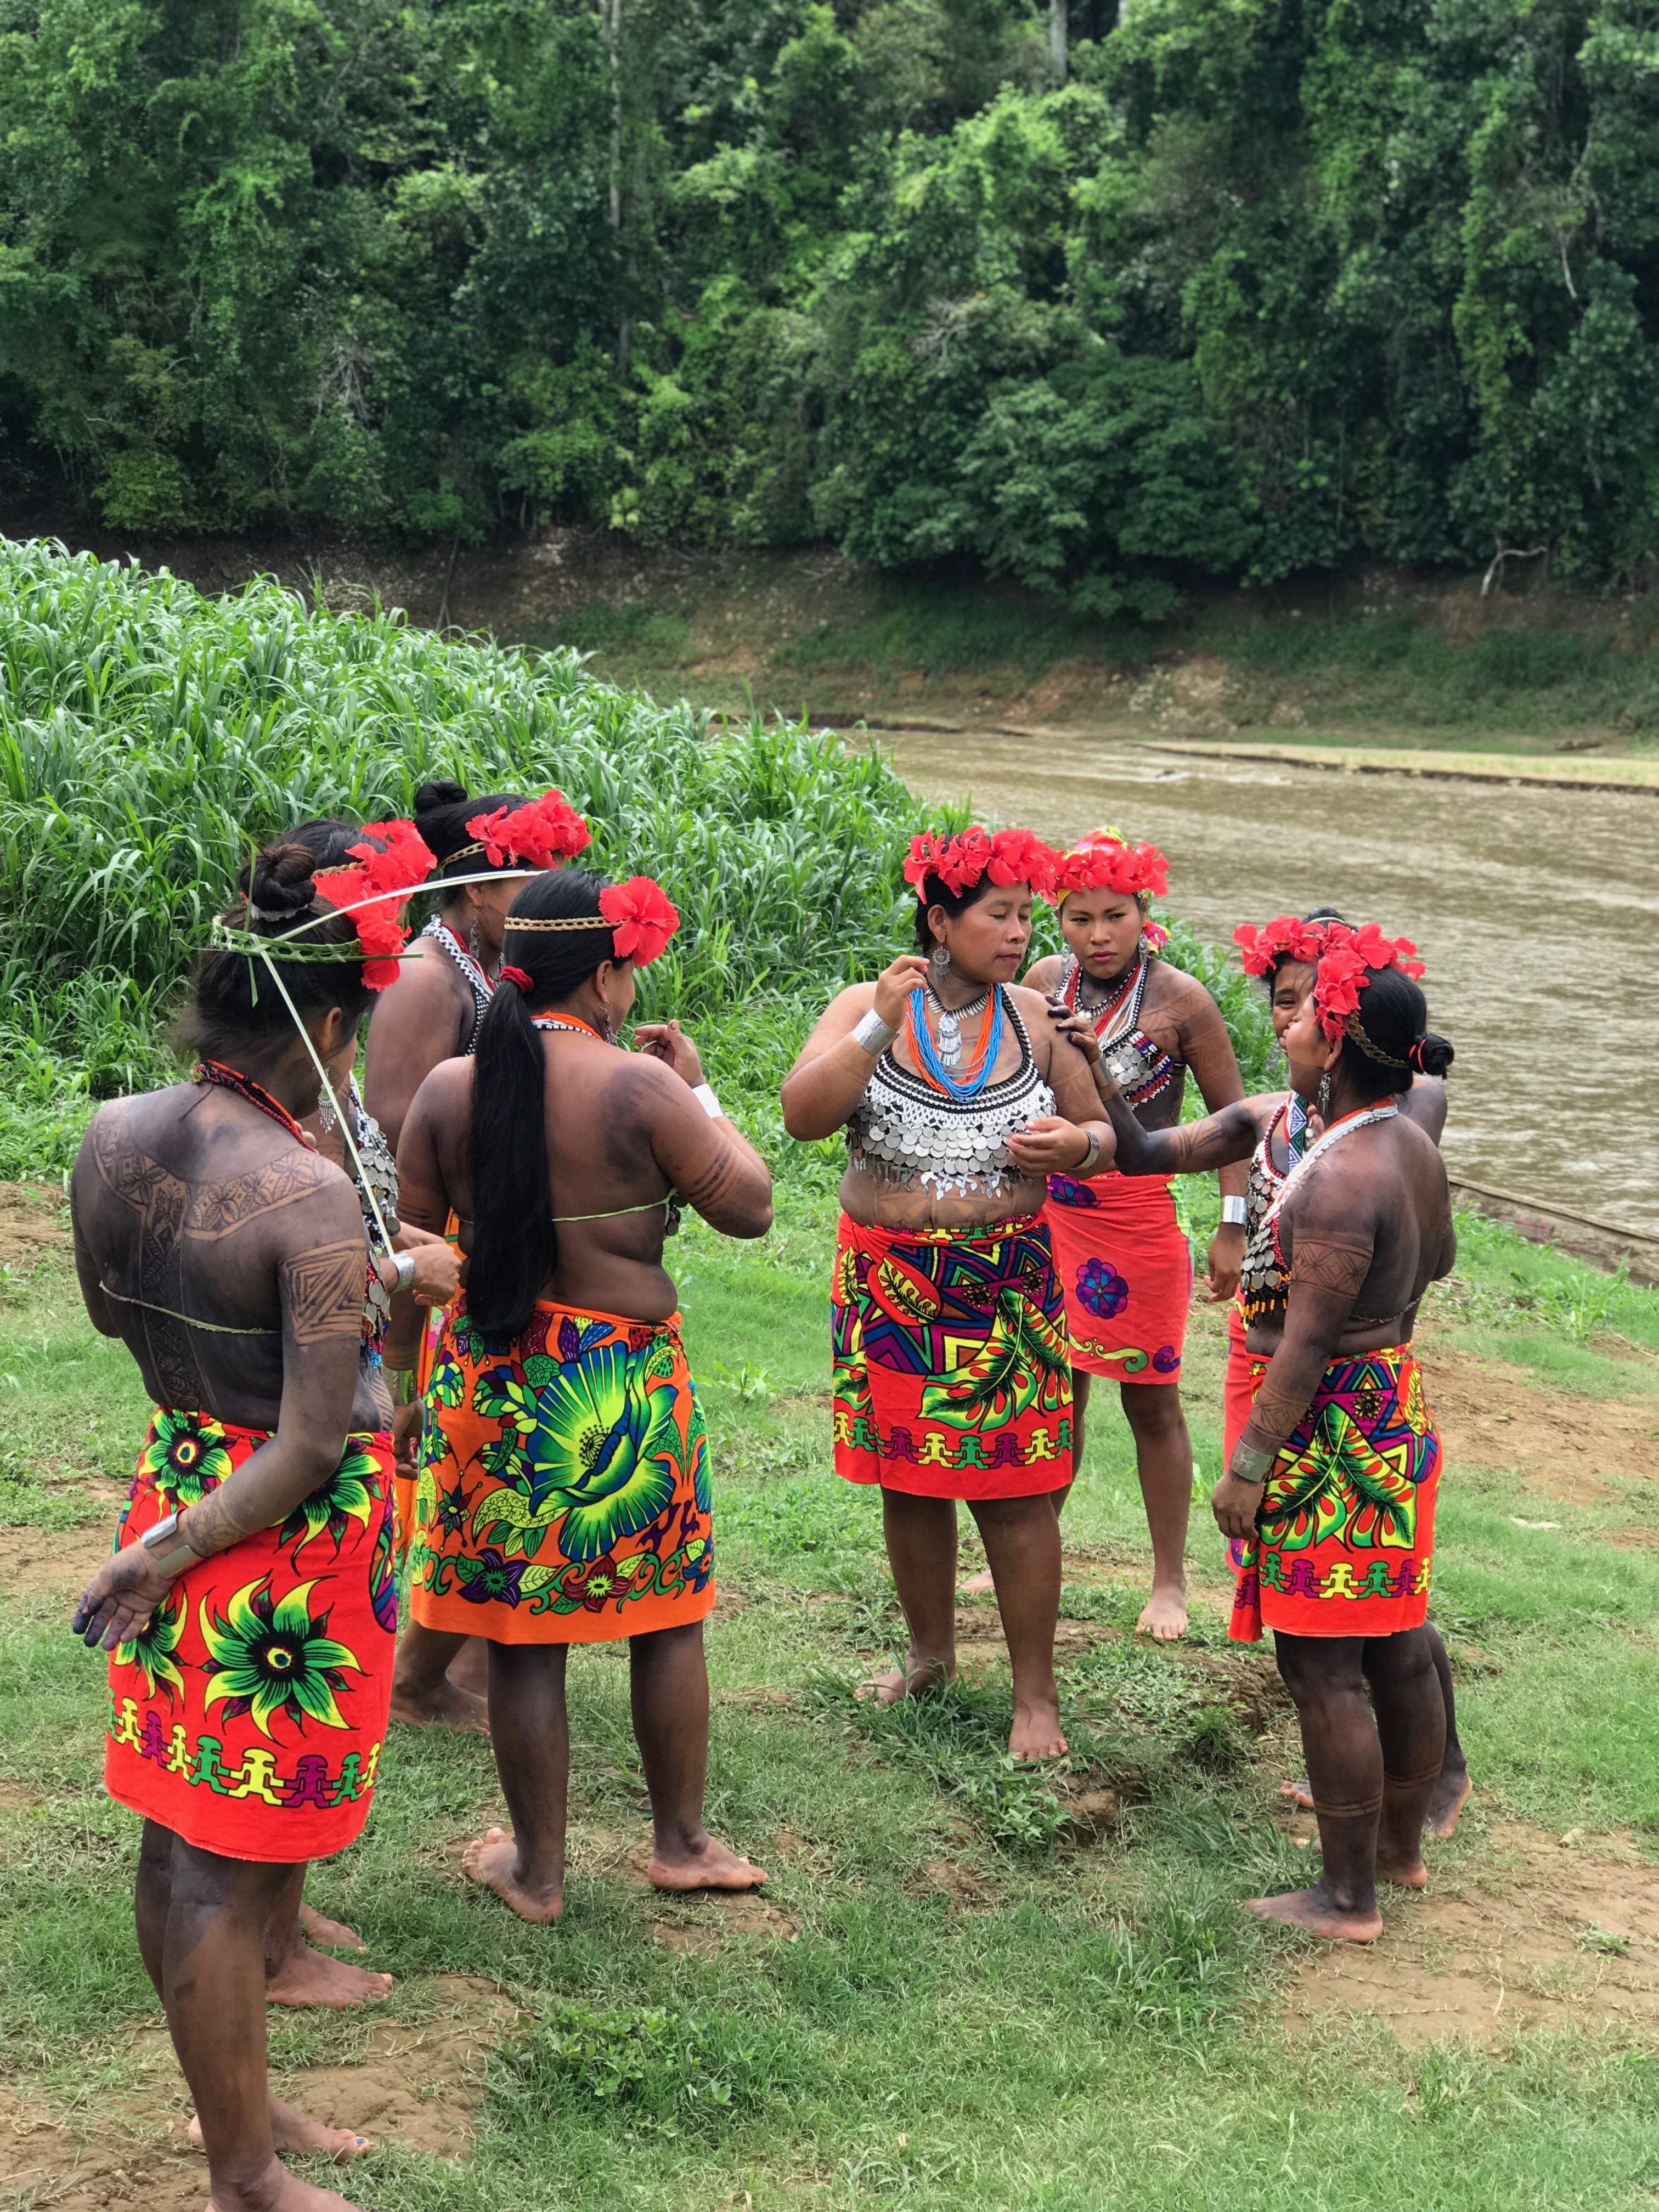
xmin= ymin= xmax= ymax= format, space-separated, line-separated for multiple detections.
xmin=246 ymin=843 xmax=321 ymax=923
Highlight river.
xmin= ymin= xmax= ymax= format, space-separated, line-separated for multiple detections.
xmin=870 ymin=731 xmax=1659 ymax=1236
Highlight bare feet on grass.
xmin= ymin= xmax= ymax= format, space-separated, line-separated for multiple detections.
xmin=1135 ymin=1581 xmax=1188 ymax=1641
xmin=1246 ymin=1884 xmax=1383 ymax=1944
xmin=266 ymin=1941 xmax=392 ymax=2010
xmin=462 ymin=1826 xmax=564 ymax=1923
xmin=648 ymin=1831 xmax=768 ymax=1892
xmin=1278 ymin=1777 xmax=1316 ymax=1812
xmin=956 ymin=1566 xmax=996 ymax=1598
xmin=296 ymin=1901 xmax=364 ymax=1953
xmin=1426 ymin=1764 xmax=1474 ymax=1840
xmin=859 ymin=1653 xmax=953 ymax=1708
xmin=1008 ymin=1692 xmax=1068 ymax=1761
xmin=191 ymin=2101 xmax=371 ymax=2162
xmin=388 ymin=1675 xmax=489 ymax=1732
xmin=207 ymin=2160 xmax=368 ymax=2211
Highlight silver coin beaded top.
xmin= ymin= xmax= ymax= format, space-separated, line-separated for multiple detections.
xmin=846 ymin=991 xmax=1056 ymax=1201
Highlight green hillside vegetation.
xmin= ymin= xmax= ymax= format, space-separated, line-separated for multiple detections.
xmin=7 ymin=0 xmax=1659 ymax=611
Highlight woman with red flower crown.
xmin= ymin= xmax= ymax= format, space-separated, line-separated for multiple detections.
xmin=67 ymin=834 xmax=438 ymax=2212
xmin=389 ymin=864 xmax=775 ymax=1922
xmin=1063 ymin=922 xmax=1459 ymax=1942
xmin=781 ymin=826 xmax=1113 ymax=1761
xmin=1006 ymin=831 xmax=1248 ymax=1643
xmin=365 ymin=782 xmax=592 ymax=1732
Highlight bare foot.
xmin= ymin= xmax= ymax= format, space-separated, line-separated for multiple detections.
xmin=1135 ymin=1582 xmax=1188 ymax=1641
xmin=1426 ymin=1764 xmax=1474 ymax=1841
xmin=858 ymin=1655 xmax=953 ymax=1708
xmin=191 ymin=2101 xmax=370 ymax=2162
xmin=1277 ymin=1778 xmax=1315 ymax=1811
xmin=389 ymin=1674 xmax=489 ymax=1732
xmin=956 ymin=1566 xmax=996 ymax=1597
xmin=446 ymin=1635 xmax=490 ymax=1699
xmin=1375 ymin=1849 xmax=1429 ymax=1891
xmin=266 ymin=1941 xmax=392 ymax=2010
xmin=1246 ymin=1886 xmax=1383 ymax=1943
xmin=648 ymin=1831 xmax=768 ymax=1892
xmin=462 ymin=1825 xmax=564 ymax=1922
xmin=1008 ymin=1694 xmax=1068 ymax=1760
xmin=296 ymin=1901 xmax=364 ymax=1953
xmin=206 ymin=2151 xmax=367 ymax=2210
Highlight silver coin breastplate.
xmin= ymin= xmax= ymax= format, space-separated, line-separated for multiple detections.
xmin=847 ymin=992 xmax=1055 ymax=1200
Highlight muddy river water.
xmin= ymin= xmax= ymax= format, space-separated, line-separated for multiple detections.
xmin=869 ymin=731 xmax=1659 ymax=1235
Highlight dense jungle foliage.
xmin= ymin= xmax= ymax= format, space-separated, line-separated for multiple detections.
xmin=7 ymin=0 xmax=1654 ymax=611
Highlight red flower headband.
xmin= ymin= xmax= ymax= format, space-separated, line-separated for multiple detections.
xmin=597 ymin=876 xmax=679 ymax=966
xmin=465 ymin=788 xmax=591 ymax=871
xmin=903 ymin=826 xmax=1059 ymax=902
xmin=1053 ymin=830 xmax=1170 ymax=905
xmin=1312 ymin=923 xmax=1426 ymax=1040
xmin=1232 ymin=913 xmax=1332 ymax=978
xmin=312 ymin=819 xmax=437 ymax=991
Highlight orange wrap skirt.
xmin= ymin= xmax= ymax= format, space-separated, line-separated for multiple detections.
xmin=105 ymin=1412 xmax=396 ymax=1863
xmin=1045 ymin=1171 xmax=1193 ymax=1384
xmin=1227 ymin=1341 xmax=1440 ymax=1644
xmin=409 ymin=1295 xmax=715 ymax=1643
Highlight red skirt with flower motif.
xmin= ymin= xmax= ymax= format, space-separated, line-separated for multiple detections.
xmin=105 ymin=1412 xmax=396 ymax=1864
xmin=832 ymin=1211 xmax=1073 ymax=1500
xmin=1044 ymin=1171 xmax=1193 ymax=1385
xmin=409 ymin=1296 xmax=715 ymax=1643
xmin=1226 ymin=1343 xmax=1440 ymax=1643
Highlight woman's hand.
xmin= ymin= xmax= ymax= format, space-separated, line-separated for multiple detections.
xmin=870 ymin=954 xmax=933 ymax=1030
xmin=392 ymin=1396 xmax=424 ymax=1474
xmin=634 ymin=1019 xmax=705 ymax=1088
xmin=1046 ymin=1003 xmax=1102 ymax=1064
xmin=391 ymin=1223 xmax=460 ymax=1304
xmin=71 ymin=1544 xmax=183 ymax=1654
xmin=1006 ymin=1116 xmax=1099 ymax=1177
xmin=1210 ymin=1470 xmax=1265 ymax=1542
xmin=1206 ymin=1223 xmax=1246 ymax=1304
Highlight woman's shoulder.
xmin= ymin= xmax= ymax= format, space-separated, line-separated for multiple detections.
xmin=1023 ymin=952 xmax=1064 ymax=991
xmin=1146 ymin=959 xmax=1215 ymax=1013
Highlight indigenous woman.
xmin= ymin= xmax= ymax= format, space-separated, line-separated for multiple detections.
xmin=1233 ymin=910 xmax=1469 ymax=1839
xmin=1070 ymin=926 xmax=1457 ymax=1941
xmin=365 ymin=782 xmax=590 ymax=1729
xmin=781 ymin=826 xmax=1113 ymax=1762
xmin=1022 ymin=832 xmax=1248 ymax=1642
xmin=69 ymin=840 xmax=429 ymax=2212
xmin=390 ymin=865 xmax=773 ymax=1921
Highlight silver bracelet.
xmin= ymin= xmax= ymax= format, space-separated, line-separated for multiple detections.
xmin=1074 ymin=1129 xmax=1102 ymax=1177
xmin=1220 ymin=1195 xmax=1248 ymax=1227
xmin=692 ymin=1082 xmax=724 ymax=1120
xmin=1228 ymin=1442 xmax=1276 ymax=1486
xmin=390 ymin=1249 xmax=417 ymax=1294
xmin=851 ymin=1008 xmax=897 ymax=1057
xmin=139 ymin=1509 xmax=202 ymax=1578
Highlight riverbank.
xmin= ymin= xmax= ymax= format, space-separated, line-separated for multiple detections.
xmin=2 ymin=1188 xmax=1657 ymax=2211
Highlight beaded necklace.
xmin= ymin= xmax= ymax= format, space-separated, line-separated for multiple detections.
xmin=421 ymin=915 xmax=494 ymax=1051
xmin=1059 ymin=951 xmax=1176 ymax=1107
xmin=193 ymin=1060 xmax=313 ymax=1148
xmin=532 ymin=1014 xmax=608 ymax=1042
xmin=904 ymin=984 xmax=1004 ymax=1100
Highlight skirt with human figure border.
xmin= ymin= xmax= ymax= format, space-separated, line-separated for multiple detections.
xmin=1044 ymin=1170 xmax=1193 ymax=1385
xmin=105 ymin=1411 xmax=397 ymax=1864
xmin=408 ymin=1295 xmax=715 ymax=1643
xmin=1227 ymin=1340 xmax=1440 ymax=1643
xmin=832 ymin=1210 xmax=1073 ymax=1501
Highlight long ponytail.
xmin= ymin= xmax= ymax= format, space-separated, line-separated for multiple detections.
xmin=466 ymin=866 xmax=620 ymax=1345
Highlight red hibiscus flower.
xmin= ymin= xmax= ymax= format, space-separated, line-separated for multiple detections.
xmin=312 ymin=816 xmax=437 ymax=992
xmin=466 ymin=789 xmax=591 ymax=870
xmin=597 ymin=876 xmax=680 ymax=965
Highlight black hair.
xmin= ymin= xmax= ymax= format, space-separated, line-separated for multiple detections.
xmin=1341 ymin=965 xmax=1455 ymax=1100
xmin=282 ymin=816 xmax=366 ymax=871
xmin=466 ymin=867 xmax=623 ymax=1345
xmin=176 ymin=844 xmax=375 ymax=1064
xmin=911 ymin=872 xmax=1009 ymax=953
xmin=414 ymin=778 xmax=529 ymax=875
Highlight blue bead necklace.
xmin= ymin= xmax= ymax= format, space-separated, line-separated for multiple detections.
xmin=905 ymin=984 xmax=1004 ymax=1100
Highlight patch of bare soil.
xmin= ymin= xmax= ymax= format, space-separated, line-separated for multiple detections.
xmin=909 ymin=1857 xmax=995 ymax=1907
xmin=0 ymin=1182 xmax=68 ymax=1270
xmin=0 ymin=1514 xmax=122 ymax=1601
xmin=1288 ymin=1821 xmax=1659 ymax=2046
xmin=0 ymin=1975 xmax=514 ymax=2209
xmin=1416 ymin=1344 xmax=1659 ymax=1504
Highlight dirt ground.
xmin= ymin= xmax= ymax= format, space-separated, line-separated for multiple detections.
xmin=1417 ymin=1341 xmax=1659 ymax=1504
xmin=0 ymin=1183 xmax=69 ymax=1271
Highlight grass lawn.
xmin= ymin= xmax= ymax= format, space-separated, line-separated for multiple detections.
xmin=2 ymin=1190 xmax=1658 ymax=2210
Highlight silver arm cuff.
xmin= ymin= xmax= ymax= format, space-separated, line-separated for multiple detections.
xmin=1220 ymin=1195 xmax=1248 ymax=1227
xmin=851 ymin=1009 xmax=896 ymax=1057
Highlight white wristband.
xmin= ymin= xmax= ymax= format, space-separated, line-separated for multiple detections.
xmin=692 ymin=1084 xmax=723 ymax=1119
xmin=1220 ymin=1195 xmax=1248 ymax=1227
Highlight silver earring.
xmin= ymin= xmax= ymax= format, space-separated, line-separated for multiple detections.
xmin=316 ymin=1079 xmax=340 ymax=1134
xmin=1315 ymin=1071 xmax=1331 ymax=1121
xmin=468 ymin=916 xmax=484 ymax=964
xmin=929 ymin=944 xmax=950 ymax=990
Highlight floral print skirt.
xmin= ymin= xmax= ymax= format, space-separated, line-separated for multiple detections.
xmin=1044 ymin=1170 xmax=1193 ymax=1385
xmin=408 ymin=1296 xmax=715 ymax=1644
xmin=105 ymin=1412 xmax=396 ymax=1864
xmin=832 ymin=1211 xmax=1073 ymax=1500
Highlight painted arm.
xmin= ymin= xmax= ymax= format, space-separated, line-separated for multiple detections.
xmin=780 ymin=957 xmax=932 ymax=1141
xmin=634 ymin=1026 xmax=774 ymax=1239
xmin=1180 ymin=984 xmax=1249 ymax=1301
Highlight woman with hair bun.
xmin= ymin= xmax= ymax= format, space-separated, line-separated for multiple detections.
xmin=67 ymin=839 xmax=426 ymax=2212
xmin=365 ymin=781 xmax=590 ymax=1730
xmin=1065 ymin=925 xmax=1458 ymax=1943
xmin=390 ymin=864 xmax=774 ymax=1922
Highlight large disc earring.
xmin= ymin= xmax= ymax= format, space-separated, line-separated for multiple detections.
xmin=929 ymin=944 xmax=950 ymax=991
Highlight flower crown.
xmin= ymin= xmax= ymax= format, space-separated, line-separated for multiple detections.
xmin=504 ymin=875 xmax=681 ymax=967
xmin=294 ymin=818 xmax=436 ymax=991
xmin=1232 ymin=913 xmax=1333 ymax=978
xmin=1053 ymin=829 xmax=1170 ymax=905
xmin=1311 ymin=922 xmax=1426 ymax=1043
xmin=456 ymin=789 xmax=591 ymax=872
xmin=902 ymin=826 xmax=1059 ymax=902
